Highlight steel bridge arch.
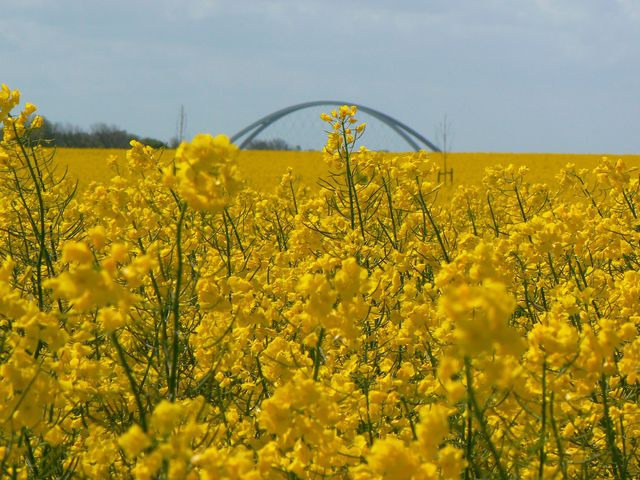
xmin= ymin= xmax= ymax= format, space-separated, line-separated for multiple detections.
xmin=230 ymin=100 xmax=441 ymax=152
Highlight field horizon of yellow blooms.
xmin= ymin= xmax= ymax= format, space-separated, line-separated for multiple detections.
xmin=55 ymin=148 xmax=640 ymax=194
xmin=2 ymin=83 xmax=640 ymax=479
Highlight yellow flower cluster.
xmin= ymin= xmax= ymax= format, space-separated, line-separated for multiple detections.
xmin=1 ymin=86 xmax=640 ymax=479
xmin=163 ymin=133 xmax=241 ymax=212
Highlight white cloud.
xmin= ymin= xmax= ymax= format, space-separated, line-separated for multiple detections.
xmin=183 ymin=0 xmax=220 ymax=20
xmin=152 ymin=0 xmax=220 ymax=20
xmin=616 ymin=0 xmax=640 ymax=20
xmin=531 ymin=0 xmax=590 ymax=23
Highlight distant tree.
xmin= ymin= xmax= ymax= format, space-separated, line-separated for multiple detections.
xmin=245 ymin=138 xmax=301 ymax=151
xmin=90 ymin=123 xmax=134 ymax=148
xmin=140 ymin=137 xmax=169 ymax=149
xmin=30 ymin=117 xmax=168 ymax=148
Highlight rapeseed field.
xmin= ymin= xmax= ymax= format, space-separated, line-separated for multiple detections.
xmin=2 ymin=86 xmax=640 ymax=479
xmin=55 ymin=148 xmax=640 ymax=193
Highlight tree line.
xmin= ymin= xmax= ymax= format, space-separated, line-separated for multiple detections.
xmin=29 ymin=117 xmax=168 ymax=149
xmin=19 ymin=117 xmax=302 ymax=151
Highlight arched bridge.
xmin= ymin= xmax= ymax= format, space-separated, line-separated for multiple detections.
xmin=230 ymin=101 xmax=441 ymax=152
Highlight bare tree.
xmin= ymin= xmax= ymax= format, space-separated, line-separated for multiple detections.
xmin=436 ymin=114 xmax=454 ymax=185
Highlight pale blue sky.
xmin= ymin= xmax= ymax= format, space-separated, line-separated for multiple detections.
xmin=1 ymin=0 xmax=639 ymax=152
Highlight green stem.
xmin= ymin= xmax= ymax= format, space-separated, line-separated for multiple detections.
xmin=111 ymin=332 xmax=148 ymax=431
xmin=342 ymin=127 xmax=356 ymax=231
xmin=487 ymin=193 xmax=500 ymax=237
xmin=464 ymin=356 xmax=508 ymax=480
xmin=221 ymin=209 xmax=233 ymax=278
xmin=22 ymin=428 xmax=39 ymax=478
xmin=168 ymin=204 xmax=186 ymax=402
xmin=341 ymin=120 xmax=365 ymax=239
xmin=538 ymin=360 xmax=547 ymax=479
xmin=415 ymin=179 xmax=450 ymax=263
xmin=289 ymin=178 xmax=298 ymax=215
xmin=465 ymin=395 xmax=473 ymax=480
xmin=600 ymin=374 xmax=625 ymax=480
xmin=313 ymin=327 xmax=325 ymax=381
xmin=382 ymin=176 xmax=398 ymax=248
xmin=514 ymin=185 xmax=528 ymax=223
xmin=549 ymin=392 xmax=569 ymax=480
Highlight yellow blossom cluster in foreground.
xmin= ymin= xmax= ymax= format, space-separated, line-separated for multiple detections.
xmin=1 ymin=87 xmax=640 ymax=479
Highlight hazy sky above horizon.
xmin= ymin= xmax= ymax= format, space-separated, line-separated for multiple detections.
xmin=2 ymin=0 xmax=639 ymax=153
